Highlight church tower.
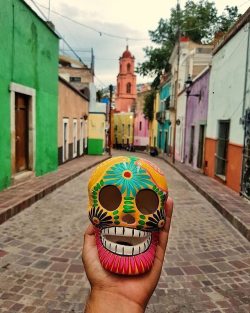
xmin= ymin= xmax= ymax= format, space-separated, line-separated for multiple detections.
xmin=115 ymin=46 xmax=137 ymax=112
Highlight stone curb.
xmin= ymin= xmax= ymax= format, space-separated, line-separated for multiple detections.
xmin=158 ymin=155 xmax=250 ymax=242
xmin=0 ymin=156 xmax=110 ymax=225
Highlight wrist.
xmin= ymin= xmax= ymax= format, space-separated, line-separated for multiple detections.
xmin=85 ymin=288 xmax=144 ymax=313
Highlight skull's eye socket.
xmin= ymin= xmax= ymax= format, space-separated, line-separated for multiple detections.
xmin=135 ymin=189 xmax=159 ymax=215
xmin=99 ymin=185 xmax=122 ymax=211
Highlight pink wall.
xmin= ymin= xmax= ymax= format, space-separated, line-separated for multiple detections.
xmin=133 ymin=112 xmax=149 ymax=147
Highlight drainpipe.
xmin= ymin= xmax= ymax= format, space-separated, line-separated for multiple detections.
xmin=11 ymin=2 xmax=15 ymax=81
xmin=183 ymin=95 xmax=188 ymax=164
xmin=242 ymin=22 xmax=250 ymax=118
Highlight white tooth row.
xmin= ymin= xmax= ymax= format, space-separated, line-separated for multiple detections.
xmin=101 ymin=227 xmax=149 ymax=238
xmin=101 ymin=236 xmax=151 ymax=256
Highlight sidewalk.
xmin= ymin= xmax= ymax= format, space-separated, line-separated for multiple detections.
xmin=160 ymin=154 xmax=250 ymax=241
xmin=0 ymin=154 xmax=109 ymax=225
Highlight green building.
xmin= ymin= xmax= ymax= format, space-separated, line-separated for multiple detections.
xmin=0 ymin=0 xmax=59 ymax=190
xmin=157 ymin=81 xmax=171 ymax=154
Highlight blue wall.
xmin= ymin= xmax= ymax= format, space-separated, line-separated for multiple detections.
xmin=157 ymin=82 xmax=171 ymax=152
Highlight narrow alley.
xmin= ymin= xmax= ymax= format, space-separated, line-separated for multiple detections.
xmin=0 ymin=151 xmax=249 ymax=313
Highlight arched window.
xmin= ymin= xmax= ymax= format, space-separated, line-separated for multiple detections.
xmin=127 ymin=82 xmax=131 ymax=94
xmin=127 ymin=63 xmax=131 ymax=72
xmin=120 ymin=64 xmax=122 ymax=72
xmin=118 ymin=83 xmax=120 ymax=94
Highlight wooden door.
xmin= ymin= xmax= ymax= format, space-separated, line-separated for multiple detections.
xmin=189 ymin=126 xmax=195 ymax=165
xmin=15 ymin=93 xmax=29 ymax=172
xmin=164 ymin=131 xmax=169 ymax=154
xmin=197 ymin=125 xmax=205 ymax=169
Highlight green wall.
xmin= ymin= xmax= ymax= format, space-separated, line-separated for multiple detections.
xmin=88 ymin=139 xmax=104 ymax=155
xmin=0 ymin=0 xmax=59 ymax=190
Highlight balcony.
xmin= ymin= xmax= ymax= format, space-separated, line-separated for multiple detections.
xmin=156 ymin=111 xmax=166 ymax=124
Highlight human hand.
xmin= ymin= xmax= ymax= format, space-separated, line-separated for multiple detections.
xmin=82 ymin=197 xmax=173 ymax=313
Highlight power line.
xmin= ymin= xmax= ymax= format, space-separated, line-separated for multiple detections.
xmin=31 ymin=1 xmax=150 ymax=42
xmin=59 ymin=49 xmax=118 ymax=61
xmin=29 ymin=0 xmax=85 ymax=64
xmin=94 ymin=75 xmax=108 ymax=88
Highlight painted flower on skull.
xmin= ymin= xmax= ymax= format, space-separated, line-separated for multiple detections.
xmin=103 ymin=157 xmax=154 ymax=196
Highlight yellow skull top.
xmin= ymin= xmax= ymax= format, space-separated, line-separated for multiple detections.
xmin=88 ymin=156 xmax=168 ymax=231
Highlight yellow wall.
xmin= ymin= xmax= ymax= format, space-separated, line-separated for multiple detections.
xmin=114 ymin=113 xmax=134 ymax=145
xmin=88 ymin=113 xmax=106 ymax=145
xmin=149 ymin=91 xmax=159 ymax=147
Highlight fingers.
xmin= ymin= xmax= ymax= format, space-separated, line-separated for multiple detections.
xmin=83 ymin=224 xmax=96 ymax=247
xmin=82 ymin=224 xmax=97 ymax=265
xmin=158 ymin=197 xmax=173 ymax=254
xmin=85 ymin=223 xmax=95 ymax=236
xmin=164 ymin=196 xmax=173 ymax=233
xmin=151 ymin=197 xmax=173 ymax=274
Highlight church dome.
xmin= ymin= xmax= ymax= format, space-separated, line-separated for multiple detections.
xmin=122 ymin=46 xmax=132 ymax=58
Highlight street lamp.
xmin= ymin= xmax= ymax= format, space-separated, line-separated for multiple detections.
xmin=108 ymin=84 xmax=113 ymax=156
xmin=185 ymin=74 xmax=202 ymax=100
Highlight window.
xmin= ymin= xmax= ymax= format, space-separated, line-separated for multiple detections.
xmin=165 ymin=97 xmax=170 ymax=110
xmin=189 ymin=126 xmax=195 ymax=164
xmin=73 ymin=119 xmax=77 ymax=158
xmin=139 ymin=121 xmax=142 ymax=131
xmin=158 ymin=131 xmax=162 ymax=149
xmin=127 ymin=63 xmax=131 ymax=72
xmin=126 ymin=83 xmax=131 ymax=94
xmin=80 ymin=119 xmax=84 ymax=155
xmin=128 ymin=124 xmax=130 ymax=137
xmin=63 ymin=118 xmax=69 ymax=162
xmin=216 ymin=120 xmax=230 ymax=177
xmin=70 ymin=77 xmax=81 ymax=82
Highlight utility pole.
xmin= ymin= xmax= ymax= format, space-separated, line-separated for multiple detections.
xmin=109 ymin=84 xmax=113 ymax=156
xmin=172 ymin=0 xmax=181 ymax=164
xmin=48 ymin=0 xmax=51 ymax=20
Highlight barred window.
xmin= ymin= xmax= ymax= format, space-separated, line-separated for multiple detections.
xmin=215 ymin=120 xmax=230 ymax=177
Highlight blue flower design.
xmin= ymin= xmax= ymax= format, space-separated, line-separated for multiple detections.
xmin=103 ymin=158 xmax=154 ymax=196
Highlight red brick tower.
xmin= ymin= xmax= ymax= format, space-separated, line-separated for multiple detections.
xmin=115 ymin=46 xmax=137 ymax=112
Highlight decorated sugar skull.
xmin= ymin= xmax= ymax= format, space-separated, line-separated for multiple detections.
xmin=87 ymin=156 xmax=168 ymax=275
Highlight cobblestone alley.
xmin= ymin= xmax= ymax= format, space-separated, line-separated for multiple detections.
xmin=0 ymin=151 xmax=249 ymax=313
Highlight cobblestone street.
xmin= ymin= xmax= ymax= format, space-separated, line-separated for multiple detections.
xmin=0 ymin=151 xmax=250 ymax=313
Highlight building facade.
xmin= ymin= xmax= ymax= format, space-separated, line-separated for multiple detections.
xmin=0 ymin=0 xmax=59 ymax=190
xmin=169 ymin=37 xmax=213 ymax=158
xmin=133 ymin=86 xmax=150 ymax=149
xmin=88 ymin=101 xmax=107 ymax=155
xmin=184 ymin=68 xmax=210 ymax=170
xmin=58 ymin=77 xmax=89 ymax=164
xmin=114 ymin=113 xmax=134 ymax=147
xmin=149 ymin=92 xmax=160 ymax=148
xmin=204 ymin=8 xmax=250 ymax=194
xmin=156 ymin=81 xmax=171 ymax=154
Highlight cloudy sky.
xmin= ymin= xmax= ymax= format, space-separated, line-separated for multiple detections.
xmin=25 ymin=0 xmax=250 ymax=89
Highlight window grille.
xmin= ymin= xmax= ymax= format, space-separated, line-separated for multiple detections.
xmin=215 ymin=120 xmax=230 ymax=177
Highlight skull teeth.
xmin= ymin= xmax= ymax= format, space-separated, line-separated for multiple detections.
xmin=101 ymin=227 xmax=149 ymax=237
xmin=100 ymin=227 xmax=152 ymax=256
